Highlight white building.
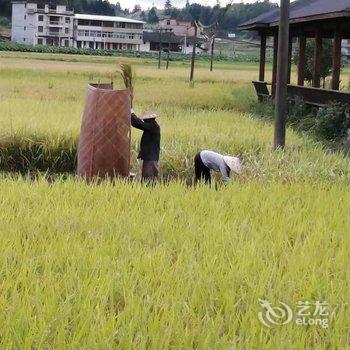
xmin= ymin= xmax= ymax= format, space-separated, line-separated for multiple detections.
xmin=342 ymin=39 xmax=350 ymax=59
xmin=11 ymin=0 xmax=144 ymax=50
xmin=75 ymin=14 xmax=143 ymax=51
xmin=11 ymin=0 xmax=74 ymax=46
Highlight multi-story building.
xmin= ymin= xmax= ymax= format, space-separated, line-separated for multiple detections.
xmin=11 ymin=0 xmax=74 ymax=46
xmin=11 ymin=0 xmax=144 ymax=50
xmin=158 ymin=19 xmax=196 ymax=37
xmin=75 ymin=14 xmax=143 ymax=51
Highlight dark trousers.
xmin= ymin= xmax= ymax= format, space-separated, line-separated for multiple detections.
xmin=142 ymin=160 xmax=159 ymax=185
xmin=194 ymin=153 xmax=211 ymax=184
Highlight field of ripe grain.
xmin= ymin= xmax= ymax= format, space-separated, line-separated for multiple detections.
xmin=0 ymin=51 xmax=349 ymax=349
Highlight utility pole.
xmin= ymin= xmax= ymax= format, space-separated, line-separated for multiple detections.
xmin=274 ymin=0 xmax=290 ymax=150
xmin=190 ymin=22 xmax=198 ymax=83
xmin=210 ymin=37 xmax=215 ymax=72
xmin=166 ymin=50 xmax=170 ymax=70
xmin=158 ymin=28 xmax=163 ymax=69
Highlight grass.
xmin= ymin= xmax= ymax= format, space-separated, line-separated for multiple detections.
xmin=0 ymin=51 xmax=349 ymax=348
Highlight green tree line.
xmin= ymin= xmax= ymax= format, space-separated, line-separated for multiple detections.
xmin=1 ymin=0 xmax=277 ymax=35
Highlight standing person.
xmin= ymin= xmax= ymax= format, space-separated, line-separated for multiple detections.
xmin=131 ymin=109 xmax=160 ymax=184
xmin=194 ymin=150 xmax=241 ymax=184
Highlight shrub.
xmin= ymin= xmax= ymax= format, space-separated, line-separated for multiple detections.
xmin=287 ymin=96 xmax=310 ymax=124
xmin=257 ymin=98 xmax=350 ymax=141
xmin=293 ymin=39 xmax=335 ymax=88
xmin=314 ymin=103 xmax=350 ymax=141
xmin=0 ymin=42 xmax=265 ymax=63
xmin=0 ymin=17 xmax=10 ymax=27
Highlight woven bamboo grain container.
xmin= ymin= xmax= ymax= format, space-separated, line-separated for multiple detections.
xmin=77 ymin=83 xmax=131 ymax=181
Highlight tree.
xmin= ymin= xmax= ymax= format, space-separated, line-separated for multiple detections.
xmin=132 ymin=4 xmax=141 ymax=14
xmin=0 ymin=0 xmax=11 ymax=18
xmin=147 ymin=7 xmax=159 ymax=24
xmin=114 ymin=2 xmax=122 ymax=15
xmin=169 ymin=7 xmax=180 ymax=19
xmin=164 ymin=0 xmax=172 ymax=16
xmin=293 ymin=39 xmax=334 ymax=88
xmin=140 ymin=10 xmax=147 ymax=21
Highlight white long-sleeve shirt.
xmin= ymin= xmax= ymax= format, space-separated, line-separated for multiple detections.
xmin=200 ymin=150 xmax=230 ymax=182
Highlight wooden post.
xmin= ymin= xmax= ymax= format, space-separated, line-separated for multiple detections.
xmin=259 ymin=32 xmax=267 ymax=82
xmin=287 ymin=34 xmax=293 ymax=84
xmin=274 ymin=0 xmax=290 ymax=150
xmin=272 ymin=33 xmax=278 ymax=96
xmin=166 ymin=50 xmax=170 ymax=70
xmin=190 ymin=22 xmax=198 ymax=83
xmin=313 ymin=30 xmax=322 ymax=88
xmin=332 ymin=29 xmax=342 ymax=90
xmin=210 ymin=37 xmax=215 ymax=72
xmin=297 ymin=36 xmax=307 ymax=86
xmin=158 ymin=29 xmax=162 ymax=69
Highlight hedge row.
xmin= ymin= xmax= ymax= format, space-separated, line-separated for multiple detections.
xmin=0 ymin=41 xmax=264 ymax=63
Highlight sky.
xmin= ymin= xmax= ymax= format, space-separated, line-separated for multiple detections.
xmin=116 ymin=0 xmax=279 ymax=11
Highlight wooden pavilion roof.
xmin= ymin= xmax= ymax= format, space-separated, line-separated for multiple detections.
xmin=238 ymin=0 xmax=350 ymax=36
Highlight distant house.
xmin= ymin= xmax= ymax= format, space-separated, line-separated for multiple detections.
xmin=141 ymin=31 xmax=205 ymax=54
xmin=158 ymin=19 xmax=196 ymax=37
xmin=342 ymin=40 xmax=350 ymax=59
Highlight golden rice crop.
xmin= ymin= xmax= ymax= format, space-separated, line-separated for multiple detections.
xmin=0 ymin=51 xmax=349 ymax=349
xmin=0 ymin=178 xmax=349 ymax=348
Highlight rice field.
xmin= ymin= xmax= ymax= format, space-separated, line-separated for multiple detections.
xmin=0 ymin=51 xmax=349 ymax=349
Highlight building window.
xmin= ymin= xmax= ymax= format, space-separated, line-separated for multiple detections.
xmin=38 ymin=38 xmax=43 ymax=45
xmin=24 ymin=26 xmax=26 ymax=31
xmin=91 ymin=20 xmax=102 ymax=26
xmin=115 ymin=22 xmax=126 ymax=28
xmin=38 ymin=15 xmax=43 ymax=21
xmin=38 ymin=26 xmax=43 ymax=33
xmin=65 ymin=28 xmax=69 ymax=34
xmin=126 ymin=23 xmax=142 ymax=29
xmin=167 ymin=20 xmax=171 ymax=25
xmin=65 ymin=39 xmax=69 ymax=47
xmin=65 ymin=17 xmax=70 ymax=24
xmin=24 ymin=15 xmax=26 ymax=20
xmin=37 ymin=3 xmax=45 ymax=10
xmin=23 ymin=38 xmax=26 ymax=41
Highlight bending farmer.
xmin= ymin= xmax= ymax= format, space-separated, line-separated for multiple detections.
xmin=131 ymin=109 xmax=160 ymax=183
xmin=194 ymin=150 xmax=241 ymax=184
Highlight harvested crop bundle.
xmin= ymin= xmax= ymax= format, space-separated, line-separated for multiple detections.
xmin=118 ymin=63 xmax=135 ymax=107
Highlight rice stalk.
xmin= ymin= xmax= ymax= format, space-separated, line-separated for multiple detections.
xmin=118 ymin=62 xmax=135 ymax=107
